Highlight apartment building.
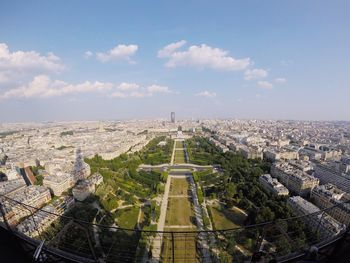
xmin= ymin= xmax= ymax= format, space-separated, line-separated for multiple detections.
xmin=287 ymin=196 xmax=345 ymax=239
xmin=239 ymin=145 xmax=263 ymax=160
xmin=271 ymin=162 xmax=319 ymax=197
xmin=43 ymin=172 xmax=74 ymax=196
xmin=311 ymin=184 xmax=350 ymax=226
xmin=2 ymin=186 xmax=51 ymax=225
xmin=314 ymin=162 xmax=350 ymax=193
xmin=259 ymin=174 xmax=289 ymax=196
xmin=16 ymin=204 xmax=56 ymax=238
xmin=0 ymin=178 xmax=26 ymax=195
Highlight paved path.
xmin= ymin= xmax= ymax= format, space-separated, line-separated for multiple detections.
xmin=168 ymin=194 xmax=190 ymax=198
xmin=188 ymin=176 xmax=211 ymax=263
xmin=166 ymin=225 xmax=196 ymax=229
xmin=139 ymin=163 xmax=213 ymax=170
xmin=170 ymin=139 xmax=177 ymax=165
xmin=110 ymin=204 xmax=133 ymax=213
xmin=151 ymin=170 xmax=172 ymax=261
xmin=136 ymin=206 xmax=143 ymax=229
xmin=150 ymin=139 xmax=212 ymax=263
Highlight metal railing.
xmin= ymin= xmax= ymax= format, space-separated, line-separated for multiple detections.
xmin=0 ymin=193 xmax=349 ymax=263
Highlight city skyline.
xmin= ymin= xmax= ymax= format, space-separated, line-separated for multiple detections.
xmin=1 ymin=117 xmax=350 ymax=261
xmin=1 ymin=1 xmax=350 ymax=122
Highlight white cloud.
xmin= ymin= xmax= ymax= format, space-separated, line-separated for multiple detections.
xmin=111 ymin=90 xmax=141 ymax=98
xmin=196 ymin=90 xmax=217 ymax=97
xmin=257 ymin=81 xmax=273 ymax=89
xmin=129 ymin=91 xmax=147 ymax=98
xmin=244 ymin=68 xmax=268 ymax=80
xmin=274 ymin=78 xmax=287 ymax=83
xmin=0 ymin=75 xmax=113 ymax=99
xmin=110 ymin=91 xmax=127 ymax=98
xmin=158 ymin=41 xmax=250 ymax=71
xmin=157 ymin=40 xmax=186 ymax=58
xmin=84 ymin=50 xmax=93 ymax=59
xmin=96 ymin=44 xmax=138 ymax=63
xmin=0 ymin=71 xmax=11 ymax=83
xmin=117 ymin=82 xmax=140 ymax=91
xmin=0 ymin=76 xmax=174 ymax=100
xmin=111 ymin=84 xmax=171 ymax=98
xmin=0 ymin=43 xmax=64 ymax=73
xmin=147 ymin=85 xmax=171 ymax=94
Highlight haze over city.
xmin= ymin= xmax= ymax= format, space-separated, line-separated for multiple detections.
xmin=1 ymin=0 xmax=349 ymax=122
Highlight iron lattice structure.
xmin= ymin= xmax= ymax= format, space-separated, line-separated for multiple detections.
xmin=0 ymin=194 xmax=349 ymax=263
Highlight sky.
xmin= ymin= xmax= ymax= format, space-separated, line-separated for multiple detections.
xmin=0 ymin=0 xmax=349 ymax=122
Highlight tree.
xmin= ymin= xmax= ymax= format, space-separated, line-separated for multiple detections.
xmin=161 ymin=171 xmax=168 ymax=182
xmin=276 ymin=236 xmax=291 ymax=255
xmin=197 ymin=187 xmax=204 ymax=204
xmin=225 ymin=183 xmax=237 ymax=199
xmin=226 ymin=237 xmax=236 ymax=255
xmin=35 ymin=175 xmax=44 ymax=186
xmin=101 ymin=196 xmax=119 ymax=211
xmin=256 ymin=207 xmax=275 ymax=223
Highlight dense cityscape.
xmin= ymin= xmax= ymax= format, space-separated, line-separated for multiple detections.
xmin=0 ymin=115 xmax=349 ymax=262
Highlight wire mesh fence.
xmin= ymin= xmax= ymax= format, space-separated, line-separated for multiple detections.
xmin=0 ymin=194 xmax=349 ymax=263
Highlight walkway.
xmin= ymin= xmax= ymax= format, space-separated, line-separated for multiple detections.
xmin=188 ymin=176 xmax=211 ymax=263
xmin=151 ymin=168 xmax=172 ymax=261
xmin=170 ymin=139 xmax=176 ymax=165
xmin=150 ymin=139 xmax=212 ymax=263
xmin=166 ymin=225 xmax=196 ymax=229
xmin=168 ymin=194 xmax=190 ymax=198
xmin=139 ymin=163 xmax=213 ymax=170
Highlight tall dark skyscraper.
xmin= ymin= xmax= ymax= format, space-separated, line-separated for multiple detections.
xmin=171 ymin=112 xmax=175 ymax=123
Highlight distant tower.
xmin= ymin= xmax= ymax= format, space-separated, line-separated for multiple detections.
xmin=171 ymin=112 xmax=175 ymax=123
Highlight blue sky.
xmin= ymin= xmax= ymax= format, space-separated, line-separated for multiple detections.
xmin=0 ymin=0 xmax=349 ymax=122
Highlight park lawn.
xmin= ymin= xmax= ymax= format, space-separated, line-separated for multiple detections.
xmin=174 ymin=150 xmax=185 ymax=163
xmin=175 ymin=141 xmax=184 ymax=148
xmin=162 ymin=228 xmax=199 ymax=263
xmin=139 ymin=137 xmax=174 ymax=164
xmin=114 ymin=206 xmax=140 ymax=229
xmin=169 ymin=178 xmax=190 ymax=196
xmin=200 ymin=172 xmax=224 ymax=186
xmin=209 ymin=202 xmax=247 ymax=230
xmin=209 ymin=205 xmax=240 ymax=230
xmin=113 ymin=177 xmax=150 ymax=198
xmin=165 ymin=197 xmax=195 ymax=226
xmin=190 ymin=152 xmax=212 ymax=165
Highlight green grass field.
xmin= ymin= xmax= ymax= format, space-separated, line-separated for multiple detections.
xmin=174 ymin=149 xmax=185 ymax=163
xmin=163 ymin=176 xmax=198 ymax=262
xmin=114 ymin=206 xmax=140 ymax=229
xmin=169 ymin=178 xmax=190 ymax=196
xmin=209 ymin=203 xmax=247 ymax=230
xmin=175 ymin=141 xmax=184 ymax=148
xmin=165 ymin=197 xmax=195 ymax=226
xmin=162 ymin=228 xmax=199 ymax=263
xmin=160 ymin=139 xmax=200 ymax=262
